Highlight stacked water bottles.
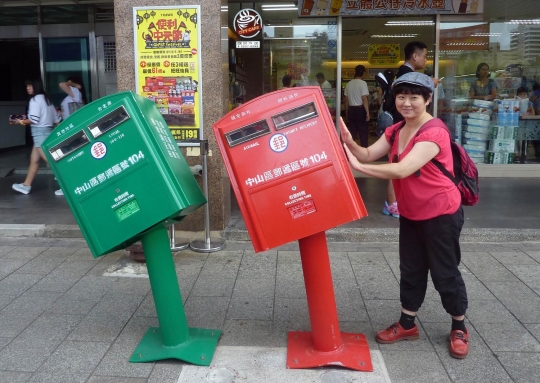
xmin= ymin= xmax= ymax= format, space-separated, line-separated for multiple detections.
xmin=460 ymin=99 xmax=493 ymax=164
xmin=485 ymin=99 xmax=519 ymax=164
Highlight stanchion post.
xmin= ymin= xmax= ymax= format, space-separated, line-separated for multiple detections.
xmin=169 ymin=224 xmax=189 ymax=251
xmin=190 ymin=139 xmax=225 ymax=253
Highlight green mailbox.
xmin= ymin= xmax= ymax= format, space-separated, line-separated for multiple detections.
xmin=42 ymin=91 xmax=205 ymax=258
xmin=42 ymin=91 xmax=221 ymax=366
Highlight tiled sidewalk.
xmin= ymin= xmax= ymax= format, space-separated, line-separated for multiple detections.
xmin=0 ymin=237 xmax=539 ymax=382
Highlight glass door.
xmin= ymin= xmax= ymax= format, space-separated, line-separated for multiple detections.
xmin=43 ymin=37 xmax=91 ymax=107
xmin=341 ymin=16 xmax=436 ymax=145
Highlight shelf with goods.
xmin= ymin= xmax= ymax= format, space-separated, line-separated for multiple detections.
xmin=450 ymin=98 xmax=538 ymax=165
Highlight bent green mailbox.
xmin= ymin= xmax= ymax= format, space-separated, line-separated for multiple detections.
xmin=43 ymin=91 xmax=205 ymax=258
xmin=42 ymin=91 xmax=221 ymax=365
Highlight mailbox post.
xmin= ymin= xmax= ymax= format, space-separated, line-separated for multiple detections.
xmin=213 ymin=87 xmax=372 ymax=371
xmin=42 ymin=91 xmax=221 ymax=365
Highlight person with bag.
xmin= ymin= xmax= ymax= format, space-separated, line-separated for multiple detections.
xmin=12 ymin=79 xmax=61 ymax=195
xmin=56 ymin=76 xmax=87 ymax=196
xmin=341 ymin=72 xmax=470 ymax=359
xmin=60 ymin=76 xmax=86 ymax=120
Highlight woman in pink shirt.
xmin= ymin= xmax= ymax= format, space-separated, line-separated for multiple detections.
xmin=341 ymin=72 xmax=469 ymax=360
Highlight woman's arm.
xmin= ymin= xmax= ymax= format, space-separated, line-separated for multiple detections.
xmin=489 ymin=80 xmax=498 ymax=99
xmin=59 ymin=82 xmax=75 ymax=98
xmin=17 ymin=118 xmax=31 ymax=125
xmin=344 ymin=140 xmax=440 ymax=179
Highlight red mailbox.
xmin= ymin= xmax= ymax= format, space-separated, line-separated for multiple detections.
xmin=213 ymin=87 xmax=367 ymax=252
xmin=214 ymin=87 xmax=372 ymax=371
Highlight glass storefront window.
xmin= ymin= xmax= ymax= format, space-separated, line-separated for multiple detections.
xmin=42 ymin=5 xmax=89 ymax=24
xmin=439 ymin=18 xmax=540 ymax=164
xmin=43 ymin=38 xmax=91 ymax=106
xmin=341 ymin=16 xmax=435 ymax=138
xmin=0 ymin=6 xmax=38 ymax=26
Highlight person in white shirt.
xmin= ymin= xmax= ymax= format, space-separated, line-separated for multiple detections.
xmin=315 ymin=72 xmax=332 ymax=90
xmin=54 ymin=76 xmax=87 ymax=196
xmin=344 ymin=65 xmax=370 ymax=147
xmin=13 ymin=79 xmax=60 ymax=195
xmin=60 ymin=76 xmax=86 ymax=120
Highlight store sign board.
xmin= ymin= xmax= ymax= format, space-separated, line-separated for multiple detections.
xmin=236 ymin=41 xmax=261 ymax=49
xmin=299 ymin=0 xmax=484 ymax=17
xmin=368 ymin=44 xmax=400 ymax=66
xmin=133 ymin=6 xmax=202 ymax=144
xmin=234 ymin=9 xmax=262 ymax=38
xmin=440 ymin=23 xmax=489 ymax=51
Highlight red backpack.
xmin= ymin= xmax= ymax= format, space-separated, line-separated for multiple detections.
xmin=390 ymin=119 xmax=479 ymax=206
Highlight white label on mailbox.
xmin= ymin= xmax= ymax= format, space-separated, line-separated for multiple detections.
xmin=269 ymin=133 xmax=288 ymax=153
xmin=91 ymin=142 xmax=107 ymax=159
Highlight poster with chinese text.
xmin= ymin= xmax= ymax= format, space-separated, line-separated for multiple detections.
xmin=133 ymin=6 xmax=202 ymax=144
xmin=368 ymin=44 xmax=400 ymax=66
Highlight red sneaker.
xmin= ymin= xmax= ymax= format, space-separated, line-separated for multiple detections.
xmin=449 ymin=330 xmax=469 ymax=359
xmin=376 ymin=322 xmax=419 ymax=344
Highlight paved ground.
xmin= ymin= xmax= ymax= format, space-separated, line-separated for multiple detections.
xmin=0 ymin=236 xmax=540 ymax=382
xmin=1 ymin=172 xmax=540 ymax=382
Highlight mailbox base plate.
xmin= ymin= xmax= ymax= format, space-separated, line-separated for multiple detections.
xmin=130 ymin=327 xmax=221 ymax=366
xmin=286 ymin=331 xmax=373 ymax=371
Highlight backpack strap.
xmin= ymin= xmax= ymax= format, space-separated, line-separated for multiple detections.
xmin=414 ymin=118 xmax=458 ymax=184
xmin=392 ymin=118 xmax=455 ymax=181
xmin=389 ymin=120 xmax=406 ymax=146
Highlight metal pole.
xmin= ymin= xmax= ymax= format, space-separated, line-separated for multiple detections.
xmin=286 ymin=231 xmax=372 ymax=371
xmin=169 ymin=224 xmax=190 ymax=251
xmin=130 ymin=224 xmax=221 ymax=364
xmin=190 ymin=140 xmax=225 ymax=253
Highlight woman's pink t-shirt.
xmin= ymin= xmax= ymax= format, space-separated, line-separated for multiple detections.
xmin=384 ymin=120 xmax=461 ymax=220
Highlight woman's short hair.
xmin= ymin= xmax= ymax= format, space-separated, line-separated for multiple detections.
xmin=475 ymin=63 xmax=490 ymax=78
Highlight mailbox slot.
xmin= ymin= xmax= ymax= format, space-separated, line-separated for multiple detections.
xmin=89 ymin=106 xmax=131 ymax=138
xmin=272 ymin=102 xmax=317 ymax=130
xmin=49 ymin=130 xmax=90 ymax=161
xmin=225 ymin=119 xmax=271 ymax=147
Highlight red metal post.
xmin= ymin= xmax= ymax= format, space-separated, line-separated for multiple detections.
xmin=298 ymin=230 xmax=342 ymax=352
xmin=286 ymin=231 xmax=373 ymax=371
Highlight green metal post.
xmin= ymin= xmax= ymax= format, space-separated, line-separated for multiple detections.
xmin=129 ymin=224 xmax=221 ymax=365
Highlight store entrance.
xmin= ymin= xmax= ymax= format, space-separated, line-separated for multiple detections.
xmin=0 ymin=39 xmax=41 ymax=171
xmin=340 ymin=16 xmax=436 ymax=146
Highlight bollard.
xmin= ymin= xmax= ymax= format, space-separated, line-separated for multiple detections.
xmin=190 ymin=139 xmax=225 ymax=253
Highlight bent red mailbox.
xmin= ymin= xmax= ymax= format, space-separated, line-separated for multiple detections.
xmin=213 ymin=87 xmax=367 ymax=252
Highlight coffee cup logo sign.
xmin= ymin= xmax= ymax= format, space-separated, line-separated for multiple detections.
xmin=234 ymin=9 xmax=262 ymax=39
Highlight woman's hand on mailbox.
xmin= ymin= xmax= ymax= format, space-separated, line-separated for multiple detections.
xmin=343 ymin=143 xmax=363 ymax=172
xmin=339 ymin=117 xmax=355 ymax=147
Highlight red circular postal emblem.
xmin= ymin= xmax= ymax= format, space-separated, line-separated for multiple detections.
xmin=233 ymin=9 xmax=262 ymax=39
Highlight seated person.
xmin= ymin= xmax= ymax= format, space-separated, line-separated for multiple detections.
xmin=469 ymin=63 xmax=498 ymax=101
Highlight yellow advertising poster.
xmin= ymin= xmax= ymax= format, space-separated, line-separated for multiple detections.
xmin=133 ymin=6 xmax=201 ymax=143
xmin=368 ymin=44 xmax=400 ymax=66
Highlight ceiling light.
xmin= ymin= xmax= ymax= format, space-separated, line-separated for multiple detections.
xmin=371 ymin=34 xmax=418 ymax=38
xmin=262 ymin=7 xmax=298 ymax=11
xmin=385 ymin=21 xmax=434 ymax=26
xmin=262 ymin=4 xmax=296 ymax=8
xmin=447 ymin=42 xmax=488 ymax=46
xmin=506 ymin=19 xmax=540 ymax=24
xmin=265 ymin=37 xmax=316 ymax=40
